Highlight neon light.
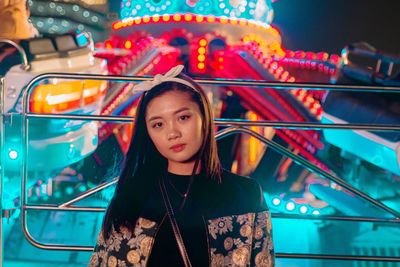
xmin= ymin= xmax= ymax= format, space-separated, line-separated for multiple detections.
xmin=195 ymin=15 xmax=204 ymax=22
xmin=184 ymin=14 xmax=193 ymax=21
xmin=272 ymin=197 xmax=281 ymax=206
xmin=197 ymin=62 xmax=205 ymax=69
xmin=198 ymin=47 xmax=206 ymax=54
xmin=206 ymin=16 xmax=216 ymax=23
xmin=173 ymin=14 xmax=181 ymax=21
xmin=286 ymin=201 xmax=295 ymax=211
xmin=124 ymin=40 xmax=132 ymax=49
xmin=153 ymin=15 xmax=160 ymax=22
xmin=299 ymin=205 xmax=308 ymax=214
xmin=198 ymin=54 xmax=206 ymax=61
xmin=199 ymin=39 xmax=207 ymax=46
xmin=8 ymin=150 xmax=18 ymax=160
xmin=105 ymin=40 xmax=113 ymax=49
xmin=143 ymin=16 xmax=150 ymax=23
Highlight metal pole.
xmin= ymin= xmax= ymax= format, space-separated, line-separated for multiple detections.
xmin=21 ymin=73 xmax=400 ymax=109
xmin=23 ymin=113 xmax=400 ymax=132
xmin=0 ymin=76 xmax=5 ymax=267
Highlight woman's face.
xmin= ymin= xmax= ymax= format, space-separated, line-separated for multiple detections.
xmin=145 ymin=90 xmax=204 ymax=174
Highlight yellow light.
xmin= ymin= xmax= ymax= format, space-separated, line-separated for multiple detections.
xmin=220 ymin=17 xmax=228 ymax=24
xmin=197 ymin=54 xmax=205 ymax=61
xmin=243 ymin=36 xmax=250 ymax=43
xmin=162 ymin=14 xmax=170 ymax=22
xmin=218 ymin=57 xmax=223 ymax=63
xmin=184 ymin=14 xmax=193 ymax=21
xmin=31 ymin=80 xmax=107 ymax=113
xmin=134 ymin=17 xmax=141 ymax=24
xmin=198 ymin=47 xmax=206 ymax=54
xmin=124 ymin=40 xmax=132 ymax=49
xmin=207 ymin=16 xmax=215 ymax=23
xmin=153 ymin=15 xmax=160 ymax=22
xmin=239 ymin=19 xmax=247 ymax=26
xmin=173 ymin=14 xmax=181 ymax=21
xmin=197 ymin=62 xmax=205 ymax=69
xmin=143 ymin=16 xmax=150 ymax=23
xmin=248 ymin=112 xmax=258 ymax=164
xmin=230 ymin=19 xmax=237 ymax=25
xmin=195 ymin=15 xmax=204 ymax=22
xmin=199 ymin=39 xmax=207 ymax=46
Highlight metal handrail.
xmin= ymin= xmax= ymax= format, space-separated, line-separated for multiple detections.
xmin=23 ymin=113 xmax=400 ymax=131
xmin=215 ymin=126 xmax=400 ymax=218
xmin=0 ymin=39 xmax=30 ymax=71
xmin=20 ymin=126 xmax=400 ymax=258
xmin=16 ymin=74 xmax=400 ymax=260
xmin=21 ymin=73 xmax=400 ymax=111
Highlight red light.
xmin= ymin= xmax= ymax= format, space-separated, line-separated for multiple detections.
xmin=105 ymin=40 xmax=113 ymax=49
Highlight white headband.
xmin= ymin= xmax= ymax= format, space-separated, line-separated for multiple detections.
xmin=133 ymin=65 xmax=197 ymax=93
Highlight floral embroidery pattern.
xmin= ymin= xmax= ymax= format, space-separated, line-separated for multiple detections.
xmin=89 ymin=218 xmax=158 ymax=267
xmin=251 ymin=211 xmax=274 ymax=267
xmin=89 ymin=211 xmax=274 ymax=267
xmin=208 ymin=213 xmax=254 ymax=266
xmin=208 ymin=217 xmax=234 ymax=239
xmin=208 ymin=211 xmax=274 ymax=267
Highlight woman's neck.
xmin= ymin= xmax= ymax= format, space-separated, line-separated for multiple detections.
xmin=167 ymin=161 xmax=201 ymax=175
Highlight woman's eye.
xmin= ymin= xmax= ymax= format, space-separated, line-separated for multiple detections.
xmin=179 ymin=115 xmax=190 ymax=121
xmin=152 ymin=122 xmax=163 ymax=128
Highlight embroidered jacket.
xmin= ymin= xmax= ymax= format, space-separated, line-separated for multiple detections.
xmin=89 ymin=171 xmax=275 ymax=267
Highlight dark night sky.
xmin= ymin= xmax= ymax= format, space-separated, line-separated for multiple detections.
xmin=271 ymin=0 xmax=400 ymax=55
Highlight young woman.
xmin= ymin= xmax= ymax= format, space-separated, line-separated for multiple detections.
xmin=89 ymin=65 xmax=274 ymax=267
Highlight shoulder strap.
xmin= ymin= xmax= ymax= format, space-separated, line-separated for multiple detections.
xmin=159 ymin=178 xmax=193 ymax=267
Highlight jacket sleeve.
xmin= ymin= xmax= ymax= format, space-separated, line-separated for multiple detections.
xmin=250 ymin=180 xmax=275 ymax=267
xmin=89 ymin=228 xmax=109 ymax=267
xmin=250 ymin=210 xmax=275 ymax=267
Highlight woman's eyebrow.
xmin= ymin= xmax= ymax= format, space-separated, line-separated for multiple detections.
xmin=147 ymin=107 xmax=191 ymax=122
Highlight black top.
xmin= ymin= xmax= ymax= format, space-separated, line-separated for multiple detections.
xmin=144 ymin=170 xmax=266 ymax=266
xmin=147 ymin=172 xmax=209 ymax=266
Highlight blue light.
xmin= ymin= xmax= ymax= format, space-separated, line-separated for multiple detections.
xmin=286 ymin=201 xmax=295 ymax=211
xmin=8 ymin=150 xmax=18 ymax=160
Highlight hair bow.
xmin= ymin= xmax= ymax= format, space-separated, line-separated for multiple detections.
xmin=133 ymin=65 xmax=195 ymax=92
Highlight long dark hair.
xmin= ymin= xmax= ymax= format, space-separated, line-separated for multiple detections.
xmin=102 ymin=72 xmax=222 ymax=237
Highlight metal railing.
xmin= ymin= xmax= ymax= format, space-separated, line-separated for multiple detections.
xmin=2 ymin=73 xmax=399 ymax=262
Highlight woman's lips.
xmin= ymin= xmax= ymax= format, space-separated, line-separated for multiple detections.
xmin=170 ymin=144 xmax=186 ymax=152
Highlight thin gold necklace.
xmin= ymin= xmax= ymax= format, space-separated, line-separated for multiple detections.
xmin=168 ymin=178 xmax=190 ymax=198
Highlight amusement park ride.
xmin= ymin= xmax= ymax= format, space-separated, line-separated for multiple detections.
xmin=1 ymin=0 xmax=399 ymax=266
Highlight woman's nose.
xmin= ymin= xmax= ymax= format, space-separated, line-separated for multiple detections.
xmin=167 ymin=123 xmax=181 ymax=140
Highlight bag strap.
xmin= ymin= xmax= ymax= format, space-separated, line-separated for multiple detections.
xmin=159 ymin=178 xmax=193 ymax=267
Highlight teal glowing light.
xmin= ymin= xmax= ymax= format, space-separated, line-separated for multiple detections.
xmin=312 ymin=210 xmax=320 ymax=215
xmin=285 ymin=201 xmax=295 ymax=211
xmin=65 ymin=186 xmax=74 ymax=195
xmin=8 ymin=149 xmax=18 ymax=160
xmin=78 ymin=184 xmax=87 ymax=192
xmin=272 ymin=197 xmax=281 ymax=206
xmin=299 ymin=205 xmax=308 ymax=214
xmin=120 ymin=0 xmax=274 ymax=25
